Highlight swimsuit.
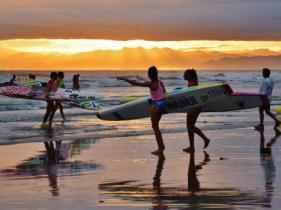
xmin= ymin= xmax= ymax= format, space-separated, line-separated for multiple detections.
xmin=150 ymin=81 xmax=166 ymax=113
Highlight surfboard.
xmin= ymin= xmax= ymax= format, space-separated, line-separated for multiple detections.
xmin=273 ymin=106 xmax=281 ymax=114
xmin=97 ymin=83 xmax=233 ymax=121
xmin=119 ymin=92 xmax=268 ymax=112
xmin=0 ymin=86 xmax=104 ymax=102
xmin=70 ymin=100 xmax=102 ymax=110
xmin=201 ymin=92 xmax=268 ymax=112
xmin=17 ymin=79 xmax=42 ymax=88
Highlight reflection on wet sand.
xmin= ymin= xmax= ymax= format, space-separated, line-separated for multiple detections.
xmin=0 ymin=139 xmax=102 ymax=196
xmin=259 ymin=128 xmax=280 ymax=208
xmin=188 ymin=151 xmax=210 ymax=193
xmin=152 ymin=154 xmax=167 ymax=210
xmin=45 ymin=141 xmax=60 ymax=196
xmin=99 ymin=151 xmax=271 ymax=209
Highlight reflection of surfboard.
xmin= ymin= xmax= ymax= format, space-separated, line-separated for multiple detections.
xmin=97 ymin=84 xmax=232 ymax=121
xmin=0 ymin=86 xmax=104 ymax=102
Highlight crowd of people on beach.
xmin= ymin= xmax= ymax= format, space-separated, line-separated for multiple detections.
xmin=4 ymin=72 xmax=81 ymax=128
xmin=2 ymin=67 xmax=280 ymax=155
xmin=42 ymin=72 xmax=81 ymax=128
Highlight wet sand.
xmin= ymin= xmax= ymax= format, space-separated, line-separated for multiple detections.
xmin=0 ymin=125 xmax=280 ymax=210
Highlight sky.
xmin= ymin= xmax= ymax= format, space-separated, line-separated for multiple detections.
xmin=1 ymin=0 xmax=281 ymax=70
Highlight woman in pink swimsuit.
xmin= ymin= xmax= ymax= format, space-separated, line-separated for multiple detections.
xmin=42 ymin=72 xmax=58 ymax=128
xmin=117 ymin=66 xmax=166 ymax=155
xmin=183 ymin=69 xmax=210 ymax=153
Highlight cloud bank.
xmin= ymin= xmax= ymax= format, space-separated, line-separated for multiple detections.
xmin=1 ymin=0 xmax=281 ymax=40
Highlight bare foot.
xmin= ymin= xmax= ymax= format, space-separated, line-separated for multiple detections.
xmin=203 ymin=139 xmax=210 ymax=149
xmin=151 ymin=149 xmax=164 ymax=156
xmin=254 ymin=124 xmax=264 ymax=131
xmin=203 ymin=151 xmax=210 ymax=162
xmin=182 ymin=147 xmax=195 ymax=153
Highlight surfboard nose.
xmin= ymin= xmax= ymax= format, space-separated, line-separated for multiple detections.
xmin=222 ymin=84 xmax=233 ymax=95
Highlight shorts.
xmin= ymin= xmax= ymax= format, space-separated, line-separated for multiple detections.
xmin=260 ymin=104 xmax=271 ymax=111
xmin=152 ymin=99 xmax=167 ymax=114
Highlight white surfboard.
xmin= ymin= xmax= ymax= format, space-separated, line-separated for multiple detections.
xmin=97 ymin=83 xmax=233 ymax=121
xmin=0 ymin=86 xmax=104 ymax=102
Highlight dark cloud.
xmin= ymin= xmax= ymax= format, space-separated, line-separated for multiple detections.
xmin=0 ymin=0 xmax=280 ymax=40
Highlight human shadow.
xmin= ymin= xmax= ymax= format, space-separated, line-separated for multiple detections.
xmin=151 ymin=154 xmax=168 ymax=210
xmin=258 ymin=128 xmax=281 ymax=207
xmin=44 ymin=141 xmax=61 ymax=196
xmin=188 ymin=151 xmax=210 ymax=193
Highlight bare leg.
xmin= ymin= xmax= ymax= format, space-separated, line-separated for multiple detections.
xmin=183 ymin=109 xmax=196 ymax=153
xmin=48 ymin=102 xmax=57 ymax=128
xmin=265 ymin=109 xmax=280 ymax=127
xmin=183 ymin=108 xmax=210 ymax=153
xmin=150 ymin=105 xmax=165 ymax=155
xmin=58 ymin=103 xmax=66 ymax=121
xmin=255 ymin=107 xmax=264 ymax=131
xmin=194 ymin=126 xmax=210 ymax=148
xmin=43 ymin=101 xmax=54 ymax=124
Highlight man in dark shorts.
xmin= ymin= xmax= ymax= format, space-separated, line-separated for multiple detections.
xmin=255 ymin=68 xmax=280 ymax=131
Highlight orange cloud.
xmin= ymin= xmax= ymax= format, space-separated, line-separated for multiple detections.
xmin=1 ymin=47 xmax=280 ymax=71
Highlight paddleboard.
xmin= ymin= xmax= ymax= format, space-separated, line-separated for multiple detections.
xmin=17 ymin=79 xmax=42 ymax=88
xmin=70 ymin=100 xmax=102 ymax=110
xmin=97 ymin=83 xmax=233 ymax=121
xmin=201 ymin=92 xmax=268 ymax=112
xmin=0 ymin=86 xmax=104 ymax=102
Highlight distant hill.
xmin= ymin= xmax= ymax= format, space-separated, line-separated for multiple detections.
xmin=203 ymin=55 xmax=281 ymax=70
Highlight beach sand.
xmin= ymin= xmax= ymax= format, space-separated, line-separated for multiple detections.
xmin=0 ymin=124 xmax=280 ymax=210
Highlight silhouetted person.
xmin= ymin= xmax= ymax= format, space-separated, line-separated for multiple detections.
xmin=8 ymin=74 xmax=16 ymax=85
xmin=255 ymin=68 xmax=280 ymax=131
xmin=117 ymin=66 xmax=167 ymax=155
xmin=72 ymin=74 xmax=80 ymax=90
xmin=53 ymin=71 xmax=66 ymax=122
xmin=42 ymin=72 xmax=58 ymax=128
xmin=183 ymin=69 xmax=210 ymax=153
xmin=29 ymin=74 xmax=36 ymax=80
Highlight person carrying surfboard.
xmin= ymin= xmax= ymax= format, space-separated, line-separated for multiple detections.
xmin=117 ymin=66 xmax=166 ymax=155
xmin=255 ymin=68 xmax=280 ymax=131
xmin=42 ymin=72 xmax=58 ymax=128
xmin=183 ymin=69 xmax=210 ymax=153
xmin=72 ymin=74 xmax=80 ymax=90
xmin=52 ymin=71 xmax=66 ymax=122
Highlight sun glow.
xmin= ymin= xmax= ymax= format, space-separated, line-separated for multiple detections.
xmin=1 ymin=39 xmax=281 ymax=54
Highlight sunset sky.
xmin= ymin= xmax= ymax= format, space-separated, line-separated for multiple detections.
xmin=1 ymin=0 xmax=281 ymax=70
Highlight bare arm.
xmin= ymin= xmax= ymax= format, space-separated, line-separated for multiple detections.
xmin=117 ymin=77 xmax=152 ymax=87
xmin=160 ymin=81 xmax=166 ymax=93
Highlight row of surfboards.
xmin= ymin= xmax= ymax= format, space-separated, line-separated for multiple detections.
xmin=0 ymin=78 xmax=280 ymax=121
